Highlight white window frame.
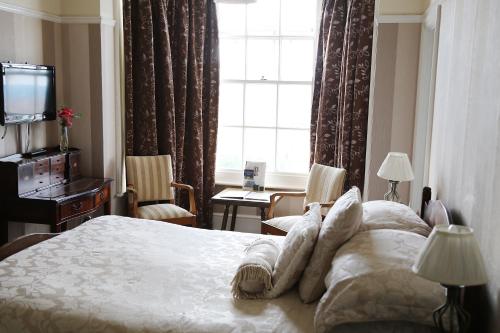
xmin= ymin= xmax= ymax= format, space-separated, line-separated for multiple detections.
xmin=215 ymin=0 xmax=322 ymax=189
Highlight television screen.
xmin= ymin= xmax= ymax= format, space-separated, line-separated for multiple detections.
xmin=0 ymin=63 xmax=56 ymax=125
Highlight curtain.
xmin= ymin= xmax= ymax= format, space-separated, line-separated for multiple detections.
xmin=310 ymin=0 xmax=375 ymax=193
xmin=123 ymin=0 xmax=219 ymax=228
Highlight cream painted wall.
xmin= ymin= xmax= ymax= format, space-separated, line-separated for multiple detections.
xmin=60 ymin=0 xmax=101 ymax=17
xmin=379 ymin=0 xmax=430 ymax=15
xmin=0 ymin=0 xmax=61 ymax=15
xmin=0 ymin=11 xmax=60 ymax=157
xmin=0 ymin=0 xmax=109 ymax=17
xmin=428 ymin=0 xmax=500 ymax=331
xmin=365 ymin=23 xmax=421 ymax=204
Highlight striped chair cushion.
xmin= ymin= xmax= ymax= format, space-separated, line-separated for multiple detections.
xmin=126 ymin=155 xmax=175 ymax=202
xmin=137 ymin=204 xmax=193 ymax=220
xmin=263 ymin=215 xmax=302 ymax=232
xmin=304 ymin=164 xmax=346 ymax=208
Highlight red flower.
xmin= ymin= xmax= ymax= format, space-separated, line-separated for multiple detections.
xmin=57 ymin=106 xmax=80 ymax=128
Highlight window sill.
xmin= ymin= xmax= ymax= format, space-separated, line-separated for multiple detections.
xmin=215 ymin=170 xmax=307 ymax=191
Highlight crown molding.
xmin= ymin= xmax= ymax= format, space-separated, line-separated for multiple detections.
xmin=0 ymin=1 xmax=116 ymax=26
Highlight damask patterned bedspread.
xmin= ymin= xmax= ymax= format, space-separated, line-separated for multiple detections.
xmin=0 ymin=216 xmax=316 ymax=333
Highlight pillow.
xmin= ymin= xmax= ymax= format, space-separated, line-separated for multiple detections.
xmin=266 ymin=203 xmax=322 ymax=298
xmin=359 ymin=200 xmax=432 ymax=237
xmin=231 ymin=238 xmax=280 ymax=299
xmin=299 ymin=187 xmax=362 ymax=303
xmin=314 ymin=229 xmax=445 ymax=333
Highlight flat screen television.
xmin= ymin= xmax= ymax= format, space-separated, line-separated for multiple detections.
xmin=0 ymin=63 xmax=56 ymax=126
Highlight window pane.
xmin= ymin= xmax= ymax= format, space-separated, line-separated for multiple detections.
xmin=280 ymin=39 xmax=315 ymax=81
xmin=245 ymin=83 xmax=277 ymax=127
xmin=217 ymin=4 xmax=245 ymax=36
xmin=278 ymin=84 xmax=312 ymax=128
xmin=247 ymin=39 xmax=278 ymax=81
xmin=220 ymin=38 xmax=245 ymax=79
xmin=216 ymin=127 xmax=243 ymax=170
xmin=247 ymin=0 xmax=279 ymax=36
xmin=281 ymin=0 xmax=316 ymax=36
xmin=276 ymin=129 xmax=309 ymax=173
xmin=244 ymin=128 xmax=276 ymax=171
xmin=219 ymin=83 xmax=244 ymax=126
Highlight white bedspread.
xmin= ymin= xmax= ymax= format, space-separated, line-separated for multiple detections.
xmin=0 ymin=216 xmax=316 ymax=333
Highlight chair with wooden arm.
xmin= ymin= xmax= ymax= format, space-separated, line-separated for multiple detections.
xmin=261 ymin=163 xmax=346 ymax=236
xmin=126 ymin=155 xmax=197 ymax=227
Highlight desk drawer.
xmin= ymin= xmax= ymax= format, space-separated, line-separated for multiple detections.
xmin=94 ymin=186 xmax=110 ymax=207
xmin=60 ymin=196 xmax=94 ymax=220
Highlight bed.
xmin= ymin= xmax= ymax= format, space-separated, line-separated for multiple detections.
xmin=0 ymin=216 xmax=315 ymax=332
xmin=0 ymin=188 xmax=448 ymax=333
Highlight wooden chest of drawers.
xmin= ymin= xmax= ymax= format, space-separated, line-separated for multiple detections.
xmin=0 ymin=148 xmax=112 ymax=246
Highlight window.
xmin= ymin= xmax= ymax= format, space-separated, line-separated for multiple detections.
xmin=216 ymin=0 xmax=319 ymax=186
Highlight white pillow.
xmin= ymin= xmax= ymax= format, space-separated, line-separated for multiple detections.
xmin=299 ymin=187 xmax=362 ymax=303
xmin=267 ymin=203 xmax=322 ymax=298
xmin=359 ymin=200 xmax=431 ymax=237
xmin=314 ymin=229 xmax=445 ymax=333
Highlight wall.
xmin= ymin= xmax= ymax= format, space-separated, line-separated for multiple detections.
xmin=365 ymin=23 xmax=421 ymax=204
xmin=428 ymin=0 xmax=500 ymax=331
xmin=0 ymin=1 xmax=122 ymax=240
xmin=379 ymin=0 xmax=430 ymax=15
xmin=0 ymin=11 xmax=61 ymax=157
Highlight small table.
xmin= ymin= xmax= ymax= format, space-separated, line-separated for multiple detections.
xmin=211 ymin=188 xmax=281 ymax=231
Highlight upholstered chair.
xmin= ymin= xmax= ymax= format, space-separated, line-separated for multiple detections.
xmin=126 ymin=155 xmax=197 ymax=227
xmin=261 ymin=163 xmax=346 ymax=236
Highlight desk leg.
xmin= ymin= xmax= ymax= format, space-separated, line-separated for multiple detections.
xmin=260 ymin=208 xmax=266 ymax=221
xmin=104 ymin=199 xmax=111 ymax=215
xmin=221 ymin=204 xmax=230 ymax=230
xmin=230 ymin=205 xmax=238 ymax=231
xmin=0 ymin=216 xmax=8 ymax=246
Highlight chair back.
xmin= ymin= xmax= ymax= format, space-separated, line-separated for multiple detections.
xmin=304 ymin=163 xmax=346 ymax=208
xmin=126 ymin=155 xmax=175 ymax=203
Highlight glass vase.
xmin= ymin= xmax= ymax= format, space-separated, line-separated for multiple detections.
xmin=60 ymin=125 xmax=69 ymax=152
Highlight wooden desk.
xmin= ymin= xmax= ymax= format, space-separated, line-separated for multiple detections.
xmin=0 ymin=177 xmax=112 ymax=246
xmin=0 ymin=149 xmax=113 ymax=246
xmin=211 ymin=188 xmax=281 ymax=231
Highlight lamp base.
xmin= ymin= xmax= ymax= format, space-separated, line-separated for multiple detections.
xmin=433 ymin=285 xmax=470 ymax=333
xmin=383 ymin=180 xmax=400 ymax=202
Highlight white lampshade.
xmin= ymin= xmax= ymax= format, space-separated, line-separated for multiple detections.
xmin=412 ymin=225 xmax=488 ymax=286
xmin=377 ymin=152 xmax=414 ymax=182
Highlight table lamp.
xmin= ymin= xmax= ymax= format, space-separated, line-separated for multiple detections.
xmin=377 ymin=152 xmax=414 ymax=202
xmin=412 ymin=225 xmax=488 ymax=333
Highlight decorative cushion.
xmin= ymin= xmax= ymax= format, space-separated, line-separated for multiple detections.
xmin=359 ymin=200 xmax=432 ymax=237
xmin=299 ymin=187 xmax=363 ymax=303
xmin=262 ymin=215 xmax=303 ymax=233
xmin=314 ymin=230 xmax=445 ymax=333
xmin=266 ymin=203 xmax=322 ymax=298
xmin=231 ymin=239 xmax=280 ymax=299
xmin=137 ymin=204 xmax=193 ymax=220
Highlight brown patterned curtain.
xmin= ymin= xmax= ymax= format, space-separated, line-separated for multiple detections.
xmin=310 ymin=0 xmax=374 ymax=192
xmin=123 ymin=0 xmax=219 ymax=228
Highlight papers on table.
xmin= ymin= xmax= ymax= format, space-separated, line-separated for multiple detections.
xmin=219 ymin=190 xmax=270 ymax=201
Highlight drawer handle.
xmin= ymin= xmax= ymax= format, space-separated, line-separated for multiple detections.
xmin=99 ymin=192 xmax=105 ymax=200
xmin=71 ymin=202 xmax=83 ymax=212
